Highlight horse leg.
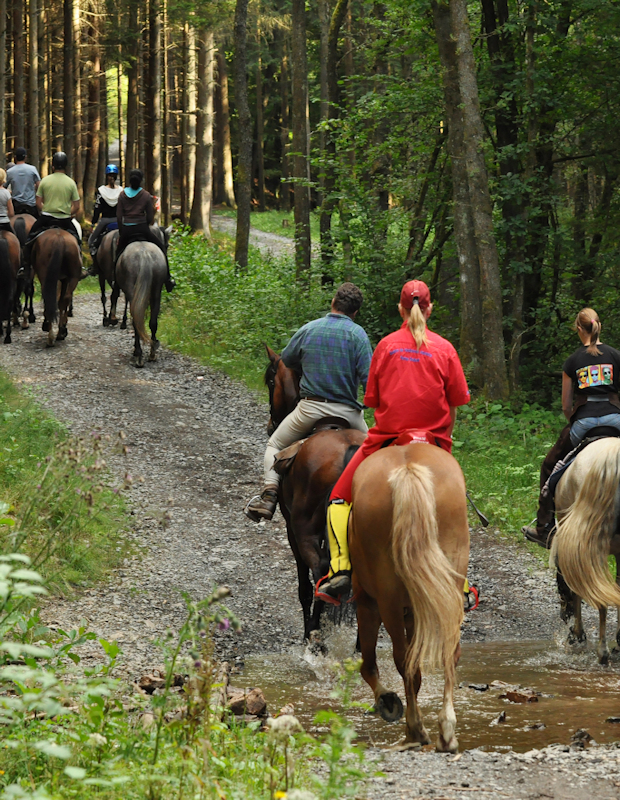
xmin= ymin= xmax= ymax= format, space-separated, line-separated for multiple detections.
xmin=120 ymin=297 xmax=128 ymax=329
xmin=437 ymin=643 xmax=460 ymax=753
xmin=4 ymin=316 xmax=11 ymax=345
xmin=109 ymin=284 xmax=120 ymax=326
xmin=56 ymin=280 xmax=69 ymax=341
xmin=148 ymin=289 xmax=161 ymax=361
xmin=100 ymin=275 xmax=109 ymax=326
xmin=568 ymin=595 xmax=587 ymax=645
xmin=132 ymin=321 xmax=144 ymax=367
xmin=356 ymin=590 xmax=404 ymax=724
xmin=597 ymin=606 xmax=609 ymax=665
xmin=398 ymin=606 xmax=430 ymax=747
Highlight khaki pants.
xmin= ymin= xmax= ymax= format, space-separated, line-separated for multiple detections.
xmin=263 ymin=400 xmax=368 ymax=486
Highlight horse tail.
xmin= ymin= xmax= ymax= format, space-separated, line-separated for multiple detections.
xmin=13 ymin=217 xmax=26 ymax=246
xmin=131 ymin=253 xmax=152 ymax=345
xmin=42 ymin=242 xmax=61 ymax=323
xmin=389 ymin=462 xmax=463 ymax=673
xmin=0 ymin=238 xmax=13 ymax=322
xmin=551 ymin=439 xmax=620 ymax=609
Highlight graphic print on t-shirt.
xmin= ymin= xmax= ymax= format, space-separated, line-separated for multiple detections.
xmin=576 ymin=363 xmax=613 ymax=389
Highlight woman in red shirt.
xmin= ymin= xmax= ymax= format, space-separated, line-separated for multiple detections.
xmin=317 ymin=280 xmax=470 ymax=603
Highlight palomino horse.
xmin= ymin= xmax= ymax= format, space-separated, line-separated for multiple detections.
xmin=350 ymin=443 xmax=469 ymax=751
xmin=10 ymin=213 xmax=36 ymax=327
xmin=0 ymin=231 xmax=21 ymax=343
xmin=552 ymin=437 xmax=620 ymax=665
xmin=114 ymin=236 xmax=169 ymax=367
xmin=95 ymin=229 xmax=128 ymax=329
xmin=264 ymin=346 xmax=365 ymax=641
xmin=31 ymin=229 xmax=82 ymax=346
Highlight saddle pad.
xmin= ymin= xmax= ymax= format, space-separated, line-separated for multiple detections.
xmin=105 ymin=221 xmax=119 ymax=232
xmin=389 ymin=429 xmax=437 ymax=447
xmin=543 ymin=433 xmax=620 ymax=500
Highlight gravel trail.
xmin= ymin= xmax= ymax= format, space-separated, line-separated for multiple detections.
xmin=1 ymin=293 xmax=619 ymax=798
xmin=211 ymin=215 xmax=295 ymax=257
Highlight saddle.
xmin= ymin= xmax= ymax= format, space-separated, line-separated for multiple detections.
xmin=382 ymin=429 xmax=437 ymax=448
xmin=543 ymin=427 xmax=620 ymax=500
xmin=273 ymin=417 xmax=352 ymax=477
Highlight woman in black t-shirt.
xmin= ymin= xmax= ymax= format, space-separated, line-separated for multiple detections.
xmin=522 ymin=308 xmax=620 ymax=548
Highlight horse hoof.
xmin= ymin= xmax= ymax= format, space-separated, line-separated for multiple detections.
xmin=30 ymin=314 xmax=36 ymax=323
xmin=4 ymin=337 xmax=11 ymax=345
xmin=42 ymin=321 xmax=50 ymax=332
xmin=110 ymin=318 xmax=119 ymax=327
xmin=306 ymin=631 xmax=327 ymax=656
xmin=68 ymin=310 xmax=73 ymax=318
xmin=599 ymin=650 xmax=610 ymax=666
xmin=436 ymin=736 xmax=459 ymax=754
xmin=120 ymin=321 xmax=127 ymax=330
xmin=103 ymin=317 xmax=110 ymax=327
xmin=45 ymin=340 xmax=55 ymax=348
xmin=568 ymin=627 xmax=587 ymax=646
xmin=377 ymin=692 xmax=404 ymax=723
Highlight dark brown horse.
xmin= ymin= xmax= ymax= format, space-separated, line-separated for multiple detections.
xmin=0 ymin=231 xmax=21 ymax=344
xmin=32 ymin=229 xmax=82 ymax=347
xmin=10 ymin=213 xmax=36 ymax=327
xmin=95 ymin=229 xmax=128 ymax=329
xmin=350 ymin=443 xmax=469 ymax=751
xmin=264 ymin=346 xmax=365 ymax=641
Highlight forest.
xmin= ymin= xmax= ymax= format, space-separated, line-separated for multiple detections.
xmin=1 ymin=0 xmax=618 ymax=403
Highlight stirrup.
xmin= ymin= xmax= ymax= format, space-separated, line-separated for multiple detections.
xmin=315 ymin=572 xmax=351 ymax=607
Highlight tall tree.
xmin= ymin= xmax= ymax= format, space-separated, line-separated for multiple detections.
xmin=0 ymin=0 xmax=7 ymax=159
xmin=63 ymin=0 xmax=75 ymax=167
xmin=83 ymin=5 xmax=101 ymax=216
xmin=29 ymin=0 xmax=40 ymax=168
xmin=125 ymin=0 xmax=139 ymax=174
xmin=148 ymin=0 xmax=162 ymax=199
xmin=255 ymin=18 xmax=266 ymax=212
xmin=233 ymin=0 xmax=252 ymax=270
xmin=13 ymin=0 xmax=24 ymax=148
xmin=189 ymin=28 xmax=214 ymax=235
xmin=216 ymin=51 xmax=235 ymax=208
xmin=450 ymin=0 xmax=508 ymax=400
xmin=291 ymin=0 xmax=311 ymax=273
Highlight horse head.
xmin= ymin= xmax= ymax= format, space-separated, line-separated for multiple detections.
xmin=264 ymin=344 xmax=299 ymax=436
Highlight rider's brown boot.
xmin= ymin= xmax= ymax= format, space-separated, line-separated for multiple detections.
xmin=244 ymin=487 xmax=278 ymax=522
xmin=521 ymin=524 xmax=555 ymax=549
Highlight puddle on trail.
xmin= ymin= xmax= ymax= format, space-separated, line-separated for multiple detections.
xmin=239 ymin=632 xmax=620 ymax=752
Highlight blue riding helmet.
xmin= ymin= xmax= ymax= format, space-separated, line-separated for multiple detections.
xmin=105 ymin=164 xmax=119 ymax=175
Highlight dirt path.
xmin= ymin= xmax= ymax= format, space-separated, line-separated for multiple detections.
xmin=1 ymin=294 xmax=619 ymax=799
xmin=211 ymin=215 xmax=295 ymax=257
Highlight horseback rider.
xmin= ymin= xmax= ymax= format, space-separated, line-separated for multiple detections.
xmin=522 ymin=308 xmax=620 ymax=548
xmin=244 ymin=282 xmax=373 ymax=522
xmin=88 ymin=164 xmax=123 ymax=269
xmin=316 ymin=280 xmax=470 ymax=604
xmin=22 ymin=152 xmax=81 ymax=265
xmin=115 ymin=169 xmax=175 ymax=292
xmin=0 ymin=170 xmax=14 ymax=232
xmin=5 ymin=147 xmax=40 ymax=217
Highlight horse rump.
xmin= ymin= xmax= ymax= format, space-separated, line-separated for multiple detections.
xmin=388 ymin=462 xmax=463 ymax=673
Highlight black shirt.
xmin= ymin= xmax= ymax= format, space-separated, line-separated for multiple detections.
xmin=563 ymin=343 xmax=620 ymax=419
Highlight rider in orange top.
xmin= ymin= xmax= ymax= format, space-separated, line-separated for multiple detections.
xmin=316 ymin=279 xmax=471 ymax=604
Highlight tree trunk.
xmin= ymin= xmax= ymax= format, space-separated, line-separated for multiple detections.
xmin=291 ymin=0 xmax=311 ymax=274
xmin=234 ymin=0 xmax=252 ymax=270
xmin=83 ymin=17 xmax=101 ymax=218
xmin=72 ymin=0 xmax=84 ymax=215
xmin=216 ymin=51 xmax=235 ymax=208
xmin=161 ymin=0 xmax=171 ymax=224
xmin=318 ymin=0 xmax=330 ymax=205
xmin=148 ymin=0 xmax=162 ymax=200
xmin=38 ymin=0 xmax=47 ymax=170
xmin=63 ymin=0 xmax=75 ymax=168
xmin=450 ymin=0 xmax=508 ymax=400
xmin=0 ymin=0 xmax=7 ymax=159
xmin=98 ymin=66 xmax=108 ymax=186
xmin=432 ymin=0 xmax=483 ymax=385
xmin=117 ymin=58 xmax=123 ymax=183
xmin=13 ymin=0 xmax=24 ymax=148
xmin=125 ymin=0 xmax=139 ymax=174
xmin=279 ymin=37 xmax=290 ymax=212
xmin=28 ymin=0 xmax=40 ymax=168
xmin=189 ymin=29 xmax=214 ymax=235
xmin=255 ymin=24 xmax=266 ymax=212
xmin=318 ymin=0 xmax=348 ymax=265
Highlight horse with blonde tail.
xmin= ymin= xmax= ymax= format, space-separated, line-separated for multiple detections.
xmin=350 ymin=442 xmax=469 ymax=752
xmin=552 ymin=437 xmax=620 ymax=664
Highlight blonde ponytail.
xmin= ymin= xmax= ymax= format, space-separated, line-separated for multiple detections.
xmin=407 ymin=302 xmax=428 ymax=349
xmin=574 ymin=308 xmax=602 ymax=356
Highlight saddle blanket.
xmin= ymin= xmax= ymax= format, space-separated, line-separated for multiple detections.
xmin=543 ymin=433 xmax=620 ymax=500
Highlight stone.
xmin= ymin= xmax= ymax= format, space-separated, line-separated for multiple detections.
xmin=227 ymin=687 xmax=267 ymax=717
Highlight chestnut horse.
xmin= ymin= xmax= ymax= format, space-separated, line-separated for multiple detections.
xmin=0 ymin=232 xmax=21 ymax=344
xmin=552 ymin=437 xmax=620 ymax=665
xmin=265 ymin=346 xmax=365 ymax=641
xmin=10 ymin=213 xmax=36 ymax=327
xmin=31 ymin=229 xmax=82 ymax=347
xmin=350 ymin=443 xmax=469 ymax=751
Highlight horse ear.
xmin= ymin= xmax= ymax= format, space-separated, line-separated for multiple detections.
xmin=264 ymin=343 xmax=279 ymax=363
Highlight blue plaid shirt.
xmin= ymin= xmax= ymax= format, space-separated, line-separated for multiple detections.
xmin=281 ymin=313 xmax=373 ymax=409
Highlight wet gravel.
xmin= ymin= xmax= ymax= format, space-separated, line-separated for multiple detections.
xmin=1 ymin=292 xmax=619 ymax=797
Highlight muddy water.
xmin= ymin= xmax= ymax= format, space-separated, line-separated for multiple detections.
xmin=239 ymin=632 xmax=620 ymax=752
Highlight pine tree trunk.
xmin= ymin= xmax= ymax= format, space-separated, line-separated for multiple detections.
xmin=63 ymin=0 xmax=75 ymax=168
xmin=217 ymin=51 xmax=235 ymax=208
xmin=13 ymin=0 xmax=24 ymax=148
xmin=0 ymin=0 xmax=7 ymax=159
xmin=189 ymin=29 xmax=213 ymax=235
xmin=255 ymin=28 xmax=266 ymax=212
xmin=291 ymin=0 xmax=311 ymax=274
xmin=161 ymin=0 xmax=171 ymax=224
xmin=432 ymin=0 xmax=483 ymax=386
xmin=148 ymin=0 xmax=162 ymax=200
xmin=234 ymin=0 xmax=252 ymax=270
xmin=83 ymin=18 xmax=100 ymax=218
xmin=450 ymin=0 xmax=508 ymax=400
xmin=125 ymin=0 xmax=139 ymax=174
xmin=72 ymin=0 xmax=84 ymax=214
xmin=38 ymin=0 xmax=47 ymax=170
xmin=317 ymin=0 xmax=330 ymax=205
xmin=117 ymin=58 xmax=123 ymax=183
xmin=28 ymin=0 xmax=39 ymax=168
xmin=279 ymin=38 xmax=290 ymax=212
xmin=180 ymin=23 xmax=190 ymax=222
xmin=98 ymin=66 xmax=107 ymax=186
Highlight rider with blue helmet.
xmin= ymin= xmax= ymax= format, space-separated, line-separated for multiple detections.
xmin=88 ymin=163 xmax=122 ymax=271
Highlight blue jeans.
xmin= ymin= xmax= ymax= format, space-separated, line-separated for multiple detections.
xmin=570 ymin=413 xmax=620 ymax=446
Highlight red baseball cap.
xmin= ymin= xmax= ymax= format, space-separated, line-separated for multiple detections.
xmin=400 ymin=279 xmax=431 ymax=310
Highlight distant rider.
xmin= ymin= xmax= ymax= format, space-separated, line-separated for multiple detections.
xmin=115 ymin=169 xmax=175 ymax=292
xmin=244 ymin=282 xmax=373 ymax=522
xmin=522 ymin=308 xmax=620 ymax=548
xmin=0 ymin=169 xmax=15 ymax=232
xmin=5 ymin=147 xmax=41 ymax=217
xmin=87 ymin=164 xmax=123 ymax=272
xmin=316 ymin=280 xmax=470 ymax=604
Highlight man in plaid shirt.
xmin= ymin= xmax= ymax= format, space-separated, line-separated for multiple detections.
xmin=245 ymin=283 xmax=373 ymax=522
